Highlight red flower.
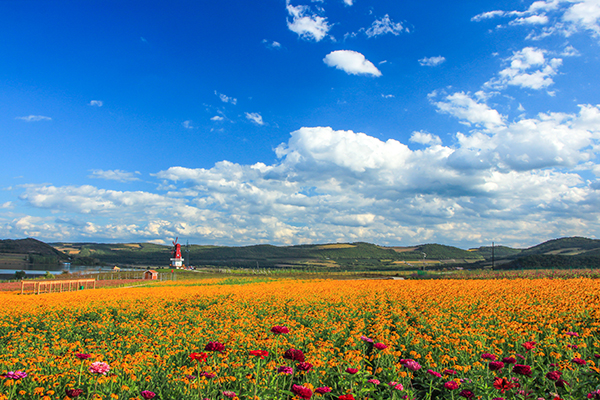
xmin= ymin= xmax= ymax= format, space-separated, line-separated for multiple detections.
xmin=204 ymin=341 xmax=225 ymax=352
xmin=283 ymin=348 xmax=305 ymax=362
xmin=493 ymin=377 xmax=517 ymax=393
xmin=501 ymin=357 xmax=516 ymax=364
xmin=74 ymin=353 xmax=91 ymax=360
xmin=444 ymin=381 xmax=459 ymax=390
xmin=374 ymin=342 xmax=388 ymax=350
xmin=189 ymin=352 xmax=208 ymax=362
xmin=459 ymin=389 xmax=475 ymax=399
xmin=512 ymin=364 xmax=532 ymax=377
xmin=315 ymin=387 xmax=332 ymax=394
xmin=292 ymin=384 xmax=313 ymax=399
xmin=489 ymin=361 xmax=504 ymax=371
xmin=572 ymin=357 xmax=587 ymax=365
xmin=522 ymin=341 xmax=536 ymax=351
xmin=296 ymin=362 xmax=313 ymax=372
xmin=546 ymin=371 xmax=562 ymax=381
xmin=338 ymin=395 xmax=355 ymax=400
xmin=65 ymin=388 xmax=84 ymax=398
xmin=482 ymin=353 xmax=497 ymax=361
xmin=270 ymin=325 xmax=289 ymax=334
xmin=345 ymin=367 xmax=358 ymax=374
xmin=249 ymin=350 xmax=269 ymax=359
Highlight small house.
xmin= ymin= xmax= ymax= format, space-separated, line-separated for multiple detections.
xmin=144 ymin=270 xmax=158 ymax=280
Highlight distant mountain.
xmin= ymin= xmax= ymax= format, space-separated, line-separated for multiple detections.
xmin=0 ymin=238 xmax=68 ymax=265
xmin=517 ymin=236 xmax=600 ymax=256
xmin=1 ymin=236 xmax=595 ymax=271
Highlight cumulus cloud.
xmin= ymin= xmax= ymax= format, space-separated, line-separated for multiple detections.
xmin=8 ymin=104 xmax=600 ymax=247
xmin=16 ymin=115 xmax=51 ymax=122
xmin=89 ymin=169 xmax=141 ymax=182
xmin=215 ymin=91 xmax=237 ymax=105
xmin=486 ymin=47 xmax=562 ymax=91
xmin=245 ymin=112 xmax=264 ymax=125
xmin=410 ymin=131 xmax=442 ymax=146
xmin=89 ymin=100 xmax=103 ymax=107
xmin=211 ymin=115 xmax=224 ymax=121
xmin=182 ymin=120 xmax=194 ymax=129
xmin=419 ymin=56 xmax=446 ymax=66
xmin=433 ymin=92 xmax=505 ymax=130
xmin=365 ymin=14 xmax=407 ymax=37
xmin=323 ymin=50 xmax=382 ymax=77
xmin=286 ymin=2 xmax=330 ymax=42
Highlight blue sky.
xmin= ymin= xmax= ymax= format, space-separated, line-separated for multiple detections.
xmin=2 ymin=0 xmax=600 ymax=248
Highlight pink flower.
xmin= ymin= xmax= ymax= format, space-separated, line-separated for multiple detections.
xmin=222 ymin=390 xmax=237 ymax=398
xmin=88 ymin=361 xmax=110 ymax=375
xmin=427 ymin=369 xmax=442 ymax=377
xmin=564 ymin=331 xmax=579 ymax=336
xmin=367 ymin=379 xmax=380 ymax=385
xmin=572 ymin=357 xmax=587 ymax=365
xmin=444 ymin=381 xmax=459 ymax=390
xmin=277 ymin=366 xmax=293 ymax=375
xmin=501 ymin=357 xmax=516 ymax=364
xmin=75 ymin=353 xmax=92 ymax=360
xmin=482 ymin=353 xmax=497 ymax=360
xmin=403 ymin=360 xmax=421 ymax=371
xmin=271 ymin=326 xmax=289 ymax=334
xmin=2 ymin=371 xmax=27 ymax=380
xmin=388 ymin=381 xmax=403 ymax=390
xmin=140 ymin=391 xmax=156 ymax=399
xmin=315 ymin=387 xmax=332 ymax=394
xmin=360 ymin=335 xmax=374 ymax=343
xmin=346 ymin=367 xmax=358 ymax=374
xmin=374 ymin=342 xmax=388 ymax=350
xmin=459 ymin=390 xmax=474 ymax=399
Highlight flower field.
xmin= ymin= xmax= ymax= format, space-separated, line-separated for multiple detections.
xmin=1 ymin=277 xmax=599 ymax=400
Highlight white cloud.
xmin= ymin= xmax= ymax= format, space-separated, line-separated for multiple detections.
xmin=486 ymin=47 xmax=562 ymax=91
xmin=365 ymin=15 xmax=406 ymax=37
xmin=8 ymin=105 xmax=600 ymax=247
xmin=286 ymin=3 xmax=330 ymax=42
xmin=0 ymin=202 xmax=13 ymax=209
xmin=433 ymin=92 xmax=505 ymax=130
xmin=89 ymin=100 xmax=103 ymax=107
xmin=262 ymin=39 xmax=282 ymax=49
xmin=182 ymin=120 xmax=194 ymax=129
xmin=245 ymin=112 xmax=264 ymax=125
xmin=419 ymin=56 xmax=446 ymax=66
xmin=323 ymin=50 xmax=382 ymax=77
xmin=410 ymin=131 xmax=442 ymax=146
xmin=89 ymin=169 xmax=141 ymax=182
xmin=211 ymin=115 xmax=224 ymax=121
xmin=343 ymin=0 xmax=354 ymax=5
xmin=474 ymin=0 xmax=600 ymax=39
xmin=215 ymin=91 xmax=237 ymax=105
xmin=16 ymin=115 xmax=51 ymax=122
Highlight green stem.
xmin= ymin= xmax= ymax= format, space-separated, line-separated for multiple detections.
xmin=196 ymin=360 xmax=202 ymax=400
xmin=253 ymin=359 xmax=262 ymax=400
xmin=78 ymin=361 xmax=85 ymax=386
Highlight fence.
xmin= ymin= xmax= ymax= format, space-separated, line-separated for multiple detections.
xmin=21 ymin=279 xmax=96 ymax=295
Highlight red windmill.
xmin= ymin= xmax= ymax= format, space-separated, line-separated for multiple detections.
xmin=170 ymin=237 xmax=184 ymax=268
